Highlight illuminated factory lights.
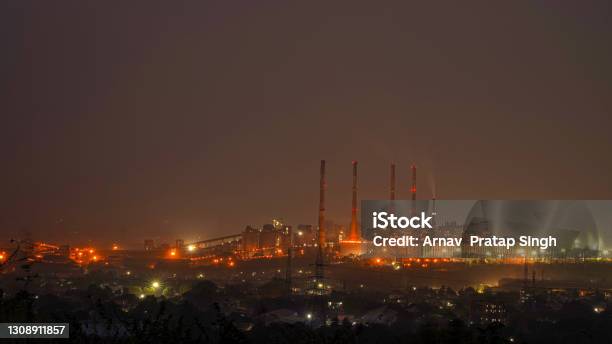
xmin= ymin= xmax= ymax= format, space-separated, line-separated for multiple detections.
xmin=187 ymin=244 xmax=196 ymax=252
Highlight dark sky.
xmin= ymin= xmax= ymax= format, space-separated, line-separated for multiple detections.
xmin=2 ymin=1 xmax=612 ymax=247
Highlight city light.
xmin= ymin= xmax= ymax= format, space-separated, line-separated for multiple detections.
xmin=112 ymin=244 xmax=119 ymax=250
xmin=151 ymin=281 xmax=160 ymax=289
xmin=139 ymin=294 xmax=145 ymax=299
xmin=188 ymin=244 xmax=196 ymax=252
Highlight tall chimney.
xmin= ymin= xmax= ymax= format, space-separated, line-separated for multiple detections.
xmin=411 ymin=165 xmax=417 ymax=201
xmin=317 ymin=160 xmax=326 ymax=249
xmin=410 ymin=165 xmax=417 ymax=215
xmin=348 ymin=161 xmax=359 ymax=241
xmin=314 ymin=160 xmax=327 ymax=292
xmin=390 ymin=163 xmax=396 ymax=200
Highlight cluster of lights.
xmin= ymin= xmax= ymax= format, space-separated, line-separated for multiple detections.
xmin=70 ymin=247 xmax=102 ymax=264
xmin=211 ymin=257 xmax=236 ymax=267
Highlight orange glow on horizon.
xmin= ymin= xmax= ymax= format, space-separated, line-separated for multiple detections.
xmin=340 ymin=239 xmax=363 ymax=244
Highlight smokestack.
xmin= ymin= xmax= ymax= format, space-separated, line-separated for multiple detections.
xmin=411 ymin=165 xmax=417 ymax=215
xmin=314 ymin=160 xmax=327 ymax=293
xmin=411 ymin=165 xmax=417 ymax=201
xmin=348 ymin=161 xmax=359 ymax=241
xmin=390 ymin=163 xmax=396 ymax=200
xmin=317 ymin=160 xmax=326 ymax=249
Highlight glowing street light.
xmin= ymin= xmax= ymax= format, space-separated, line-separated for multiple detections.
xmin=151 ymin=281 xmax=160 ymax=289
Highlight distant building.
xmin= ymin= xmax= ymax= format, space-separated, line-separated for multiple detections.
xmin=260 ymin=224 xmax=277 ymax=250
xmin=242 ymin=226 xmax=260 ymax=253
xmin=279 ymin=225 xmax=292 ymax=250
xmin=241 ymin=223 xmax=292 ymax=256
xmin=324 ymin=220 xmax=344 ymax=248
xmin=294 ymin=224 xmax=315 ymax=247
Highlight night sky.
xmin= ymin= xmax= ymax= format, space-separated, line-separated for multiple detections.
xmin=2 ymin=1 xmax=611 ymax=247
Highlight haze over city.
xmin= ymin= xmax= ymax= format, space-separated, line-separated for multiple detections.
xmin=2 ymin=1 xmax=612 ymax=247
